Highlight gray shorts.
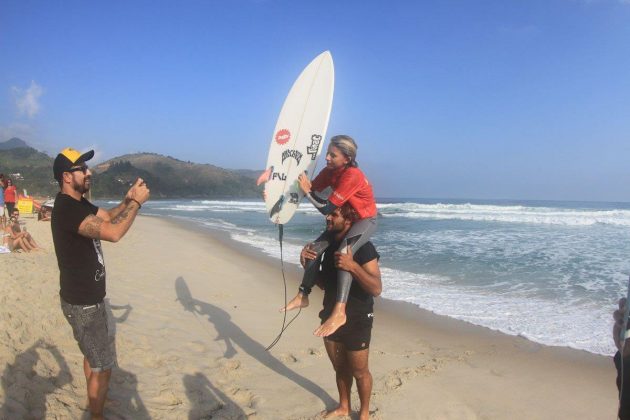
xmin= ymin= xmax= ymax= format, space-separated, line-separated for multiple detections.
xmin=60 ymin=297 xmax=117 ymax=371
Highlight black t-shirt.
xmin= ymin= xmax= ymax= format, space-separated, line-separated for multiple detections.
xmin=51 ymin=193 xmax=106 ymax=305
xmin=318 ymin=241 xmax=380 ymax=322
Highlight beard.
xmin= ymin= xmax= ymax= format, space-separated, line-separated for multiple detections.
xmin=326 ymin=219 xmax=345 ymax=233
xmin=72 ymin=176 xmax=91 ymax=195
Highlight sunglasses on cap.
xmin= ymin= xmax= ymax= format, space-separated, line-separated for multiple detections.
xmin=68 ymin=165 xmax=89 ymax=174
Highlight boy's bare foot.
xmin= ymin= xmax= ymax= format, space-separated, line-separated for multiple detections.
xmin=280 ymin=293 xmax=309 ymax=312
xmin=314 ymin=311 xmax=347 ymax=337
xmin=322 ymin=405 xmax=351 ymax=418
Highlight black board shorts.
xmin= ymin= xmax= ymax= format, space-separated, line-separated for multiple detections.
xmin=324 ymin=312 xmax=373 ymax=351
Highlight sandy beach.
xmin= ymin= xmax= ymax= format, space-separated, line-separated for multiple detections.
xmin=0 ymin=214 xmax=619 ymax=419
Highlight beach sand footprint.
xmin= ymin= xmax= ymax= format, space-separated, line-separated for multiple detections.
xmin=280 ymin=353 xmax=299 ymax=363
xmin=379 ymin=357 xmax=456 ymax=394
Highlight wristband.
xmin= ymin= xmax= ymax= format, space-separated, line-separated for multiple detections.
xmin=129 ymin=198 xmax=142 ymax=209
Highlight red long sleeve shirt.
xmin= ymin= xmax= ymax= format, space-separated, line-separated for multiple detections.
xmin=311 ymin=166 xmax=377 ymax=219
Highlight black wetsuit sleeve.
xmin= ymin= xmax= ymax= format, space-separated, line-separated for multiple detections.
xmin=305 ymin=191 xmax=337 ymax=215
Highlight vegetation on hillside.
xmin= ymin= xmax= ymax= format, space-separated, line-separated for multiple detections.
xmin=0 ymin=140 xmax=262 ymax=199
xmin=0 ymin=147 xmax=57 ymax=196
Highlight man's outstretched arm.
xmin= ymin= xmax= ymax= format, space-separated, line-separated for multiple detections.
xmin=79 ymin=179 xmax=149 ymax=242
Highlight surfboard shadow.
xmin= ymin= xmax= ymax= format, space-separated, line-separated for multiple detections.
xmin=174 ymin=276 xmax=335 ymax=407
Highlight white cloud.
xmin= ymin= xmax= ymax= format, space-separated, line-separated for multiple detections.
xmin=82 ymin=144 xmax=104 ymax=164
xmin=11 ymin=81 xmax=44 ymax=118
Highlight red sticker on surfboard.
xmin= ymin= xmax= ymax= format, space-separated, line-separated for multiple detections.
xmin=275 ymin=129 xmax=291 ymax=145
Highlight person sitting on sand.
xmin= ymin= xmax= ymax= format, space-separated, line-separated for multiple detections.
xmin=38 ymin=205 xmax=52 ymax=221
xmin=4 ymin=209 xmax=40 ymax=252
xmin=297 ymin=203 xmax=381 ymax=420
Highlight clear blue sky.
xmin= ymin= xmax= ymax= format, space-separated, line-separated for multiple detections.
xmin=1 ymin=0 xmax=629 ymax=201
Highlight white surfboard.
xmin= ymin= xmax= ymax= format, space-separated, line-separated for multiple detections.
xmin=262 ymin=51 xmax=334 ymax=224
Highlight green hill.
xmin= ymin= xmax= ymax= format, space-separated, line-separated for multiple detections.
xmin=91 ymin=153 xmax=262 ymax=199
xmin=0 ymin=139 xmax=262 ymax=199
xmin=0 ymin=146 xmax=57 ymax=196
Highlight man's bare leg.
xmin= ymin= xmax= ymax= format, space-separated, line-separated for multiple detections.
xmin=323 ymin=338 xmax=352 ymax=418
xmin=314 ymin=302 xmax=347 ymax=337
xmin=83 ymin=357 xmax=111 ymax=419
xmin=280 ymin=292 xmax=309 ymax=312
xmin=83 ymin=356 xmax=91 ymax=387
xmin=347 ymin=348 xmax=372 ymax=420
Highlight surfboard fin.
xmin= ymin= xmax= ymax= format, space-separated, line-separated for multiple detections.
xmin=256 ymin=166 xmax=274 ymax=186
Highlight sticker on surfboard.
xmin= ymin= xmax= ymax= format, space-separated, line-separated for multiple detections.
xmin=262 ymin=51 xmax=335 ymax=225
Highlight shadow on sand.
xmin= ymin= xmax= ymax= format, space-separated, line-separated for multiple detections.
xmin=174 ymin=276 xmax=335 ymax=408
xmin=1 ymin=340 xmax=72 ymax=419
xmin=184 ymin=371 xmax=248 ymax=419
xmin=100 ymin=299 xmax=150 ymax=419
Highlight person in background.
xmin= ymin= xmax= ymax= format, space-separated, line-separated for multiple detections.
xmin=4 ymin=178 xmax=17 ymax=216
xmin=38 ymin=205 xmax=52 ymax=221
xmin=4 ymin=209 xmax=39 ymax=252
xmin=0 ymin=176 xmax=5 ymax=227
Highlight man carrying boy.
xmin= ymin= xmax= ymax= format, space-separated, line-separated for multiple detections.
xmin=297 ymin=204 xmax=382 ymax=420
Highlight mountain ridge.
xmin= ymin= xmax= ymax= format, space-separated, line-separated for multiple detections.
xmin=0 ymin=139 xmax=261 ymax=199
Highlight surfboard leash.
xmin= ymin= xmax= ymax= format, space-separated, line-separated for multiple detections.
xmin=266 ymin=223 xmax=302 ymax=351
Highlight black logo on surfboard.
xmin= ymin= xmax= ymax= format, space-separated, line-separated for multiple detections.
xmin=282 ymin=149 xmax=302 ymax=165
xmin=307 ymin=134 xmax=322 ymax=160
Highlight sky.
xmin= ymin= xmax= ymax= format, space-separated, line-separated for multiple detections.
xmin=1 ymin=0 xmax=629 ymax=202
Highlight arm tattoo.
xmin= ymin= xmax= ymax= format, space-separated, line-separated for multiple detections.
xmin=111 ymin=207 xmax=132 ymax=225
xmin=107 ymin=201 xmax=127 ymax=220
xmin=79 ymin=215 xmax=103 ymax=239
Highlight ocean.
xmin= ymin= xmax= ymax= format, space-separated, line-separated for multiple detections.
xmin=103 ymin=197 xmax=630 ymax=356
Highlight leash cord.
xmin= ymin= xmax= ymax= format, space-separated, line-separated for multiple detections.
xmin=266 ymin=224 xmax=302 ymax=351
